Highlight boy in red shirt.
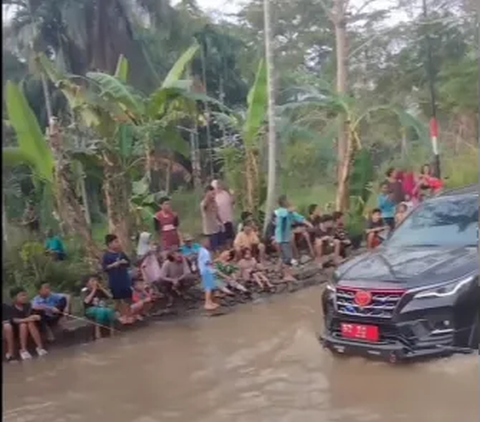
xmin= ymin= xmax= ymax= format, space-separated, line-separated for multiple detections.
xmin=154 ymin=197 xmax=181 ymax=251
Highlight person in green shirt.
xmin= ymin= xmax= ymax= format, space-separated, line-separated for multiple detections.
xmin=45 ymin=229 xmax=66 ymax=261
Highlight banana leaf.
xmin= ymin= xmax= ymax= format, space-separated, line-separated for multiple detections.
xmin=114 ymin=55 xmax=129 ymax=83
xmin=162 ymin=42 xmax=200 ymax=89
xmin=243 ymin=60 xmax=267 ymax=147
xmin=5 ymin=81 xmax=54 ymax=183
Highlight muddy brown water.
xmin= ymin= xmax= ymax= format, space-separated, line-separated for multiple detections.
xmin=3 ymin=286 xmax=478 ymax=422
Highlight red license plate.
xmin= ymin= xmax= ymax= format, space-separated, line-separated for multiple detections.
xmin=341 ymin=323 xmax=379 ymax=342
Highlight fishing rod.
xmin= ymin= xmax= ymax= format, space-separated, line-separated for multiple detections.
xmin=59 ymin=310 xmax=122 ymax=334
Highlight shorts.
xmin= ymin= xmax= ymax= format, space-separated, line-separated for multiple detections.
xmin=279 ymin=242 xmax=293 ymax=266
xmin=207 ymin=232 xmax=223 ymax=252
xmin=201 ymin=271 xmax=217 ymax=293
xmin=384 ymin=217 xmax=395 ymax=230
xmin=222 ymin=222 xmax=235 ymax=243
xmin=111 ymin=287 xmax=133 ymax=301
xmin=85 ymin=307 xmax=116 ymax=325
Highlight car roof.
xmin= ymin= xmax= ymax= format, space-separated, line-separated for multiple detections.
xmin=437 ymin=184 xmax=478 ymax=198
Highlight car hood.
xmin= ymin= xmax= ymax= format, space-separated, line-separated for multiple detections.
xmin=336 ymin=246 xmax=478 ymax=289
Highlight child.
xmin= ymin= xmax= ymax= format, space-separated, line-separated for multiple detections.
xmin=131 ymin=279 xmax=155 ymax=320
xmin=333 ymin=211 xmax=351 ymax=258
xmin=180 ymin=234 xmax=201 ymax=272
xmin=197 ymin=235 xmax=221 ymax=310
xmin=45 ymin=229 xmax=66 ymax=261
xmin=215 ymin=250 xmax=248 ymax=293
xmin=395 ymin=202 xmax=409 ymax=226
xmin=10 ymin=287 xmax=48 ymax=360
xmin=237 ymin=211 xmax=254 ymax=233
xmin=313 ymin=215 xmax=342 ymax=266
xmin=233 ymin=221 xmax=266 ymax=262
xmin=366 ymin=208 xmax=389 ymax=250
xmin=102 ymin=234 xmax=134 ymax=324
xmin=274 ymin=195 xmax=313 ymax=282
xmin=238 ymin=248 xmax=274 ymax=291
xmin=82 ymin=275 xmax=116 ymax=339
xmin=378 ymin=182 xmax=396 ymax=230
xmin=154 ymin=196 xmax=181 ymax=251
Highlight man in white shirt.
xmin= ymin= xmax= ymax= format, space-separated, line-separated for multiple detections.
xmin=212 ymin=180 xmax=235 ymax=247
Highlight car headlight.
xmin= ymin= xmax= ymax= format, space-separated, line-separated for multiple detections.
xmin=413 ymin=275 xmax=475 ymax=299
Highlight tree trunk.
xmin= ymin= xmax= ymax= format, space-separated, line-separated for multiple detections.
xmin=190 ymin=129 xmax=202 ymax=190
xmin=335 ymin=124 xmax=357 ymax=212
xmin=333 ymin=0 xmax=349 ymax=210
xmin=48 ymin=121 xmax=101 ymax=267
xmin=200 ymin=46 xmax=214 ymax=179
xmin=262 ymin=0 xmax=278 ymax=234
xmin=3 ymin=191 xmax=8 ymax=244
xmin=103 ymin=153 xmax=132 ymax=254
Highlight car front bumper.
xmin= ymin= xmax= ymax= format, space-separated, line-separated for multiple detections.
xmin=318 ymin=332 xmax=462 ymax=363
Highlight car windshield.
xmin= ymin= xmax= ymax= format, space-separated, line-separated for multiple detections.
xmin=386 ymin=194 xmax=478 ymax=248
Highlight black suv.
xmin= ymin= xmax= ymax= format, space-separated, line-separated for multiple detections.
xmin=320 ymin=185 xmax=479 ymax=362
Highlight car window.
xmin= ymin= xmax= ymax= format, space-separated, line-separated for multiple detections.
xmin=387 ymin=194 xmax=478 ymax=248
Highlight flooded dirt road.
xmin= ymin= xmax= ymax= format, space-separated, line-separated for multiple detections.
xmin=4 ymin=286 xmax=478 ymax=422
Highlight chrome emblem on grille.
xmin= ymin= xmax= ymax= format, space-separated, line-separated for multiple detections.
xmin=354 ymin=290 xmax=372 ymax=308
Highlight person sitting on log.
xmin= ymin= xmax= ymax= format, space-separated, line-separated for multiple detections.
xmin=233 ymin=221 xmax=266 ymax=263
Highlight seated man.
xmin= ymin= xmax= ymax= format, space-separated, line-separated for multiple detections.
xmin=3 ymin=303 xmax=16 ymax=362
xmin=158 ymin=249 xmax=197 ymax=305
xmin=32 ymin=283 xmax=71 ymax=342
xmin=45 ymin=229 xmax=66 ymax=261
xmin=180 ymin=234 xmax=202 ymax=272
xmin=10 ymin=287 xmax=48 ymax=360
xmin=333 ymin=211 xmax=351 ymax=257
xmin=313 ymin=215 xmax=342 ymax=266
xmin=233 ymin=221 xmax=266 ymax=262
xmin=366 ymin=208 xmax=389 ymax=250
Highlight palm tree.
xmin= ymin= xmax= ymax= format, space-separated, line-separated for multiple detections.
xmin=262 ymin=0 xmax=277 ymax=233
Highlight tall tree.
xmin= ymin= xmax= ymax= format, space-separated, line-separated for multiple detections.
xmin=263 ymin=0 xmax=277 ymax=232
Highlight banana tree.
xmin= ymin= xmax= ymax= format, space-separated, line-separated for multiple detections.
xmin=36 ymin=43 xmax=206 ymax=252
xmin=213 ymin=60 xmax=268 ymax=214
xmin=3 ymin=81 xmax=101 ymax=264
xmin=277 ymin=84 xmax=431 ymax=211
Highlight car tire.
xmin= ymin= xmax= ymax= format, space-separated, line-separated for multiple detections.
xmin=467 ymin=312 xmax=479 ymax=350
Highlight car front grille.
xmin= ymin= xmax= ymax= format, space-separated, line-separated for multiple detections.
xmin=335 ymin=287 xmax=405 ymax=320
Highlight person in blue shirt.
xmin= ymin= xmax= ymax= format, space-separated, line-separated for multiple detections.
xmin=45 ymin=229 xmax=66 ymax=261
xmin=102 ymin=234 xmax=134 ymax=324
xmin=378 ymin=182 xmax=396 ymax=230
xmin=274 ymin=195 xmax=312 ymax=281
xmin=180 ymin=234 xmax=201 ymax=272
xmin=197 ymin=235 xmax=220 ymax=310
xmin=32 ymin=283 xmax=70 ymax=341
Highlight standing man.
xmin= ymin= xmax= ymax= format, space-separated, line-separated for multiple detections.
xmin=212 ymin=180 xmax=235 ymax=248
xmin=200 ymin=186 xmax=223 ymax=253
xmin=154 ymin=197 xmax=181 ymax=252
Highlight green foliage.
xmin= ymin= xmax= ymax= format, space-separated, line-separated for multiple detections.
xmin=243 ymin=60 xmax=267 ymax=147
xmin=3 ymin=230 xmax=91 ymax=298
xmin=4 ymin=81 xmax=55 ymax=184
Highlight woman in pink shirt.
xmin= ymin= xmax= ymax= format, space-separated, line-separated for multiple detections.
xmin=212 ymin=180 xmax=235 ymax=247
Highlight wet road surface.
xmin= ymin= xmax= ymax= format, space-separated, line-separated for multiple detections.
xmin=4 ymin=286 xmax=478 ymax=422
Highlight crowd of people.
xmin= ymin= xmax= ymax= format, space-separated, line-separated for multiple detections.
xmin=366 ymin=164 xmax=443 ymax=249
xmin=3 ymin=164 xmax=443 ymax=361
